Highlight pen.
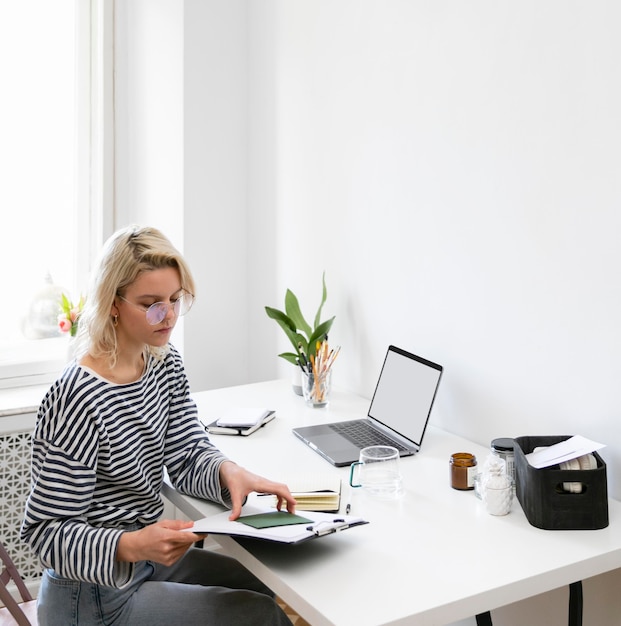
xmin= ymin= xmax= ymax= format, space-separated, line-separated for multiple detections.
xmin=298 ymin=345 xmax=310 ymax=372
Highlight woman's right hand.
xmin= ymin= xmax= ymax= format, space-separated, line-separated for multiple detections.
xmin=116 ymin=519 xmax=206 ymax=566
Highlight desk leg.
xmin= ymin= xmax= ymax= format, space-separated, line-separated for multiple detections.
xmin=475 ymin=580 xmax=582 ymax=626
xmin=568 ymin=581 xmax=583 ymax=626
xmin=475 ymin=612 xmax=493 ymax=626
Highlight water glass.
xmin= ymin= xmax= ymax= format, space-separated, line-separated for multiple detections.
xmin=349 ymin=445 xmax=403 ymax=499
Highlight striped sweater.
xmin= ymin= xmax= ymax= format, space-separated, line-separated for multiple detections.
xmin=20 ymin=345 xmax=230 ymax=588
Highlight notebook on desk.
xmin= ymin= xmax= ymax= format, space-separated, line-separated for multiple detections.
xmin=292 ymin=345 xmax=443 ymax=467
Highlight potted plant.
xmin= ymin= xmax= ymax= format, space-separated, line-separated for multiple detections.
xmin=265 ymin=273 xmax=335 ymax=394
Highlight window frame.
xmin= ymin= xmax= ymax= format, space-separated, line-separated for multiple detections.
xmin=0 ymin=0 xmax=115 ymax=390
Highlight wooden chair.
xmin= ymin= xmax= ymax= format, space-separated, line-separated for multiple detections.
xmin=0 ymin=542 xmax=38 ymax=626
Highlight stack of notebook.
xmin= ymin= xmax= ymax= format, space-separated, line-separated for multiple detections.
xmin=205 ymin=408 xmax=275 ymax=436
xmin=265 ymin=474 xmax=342 ymax=512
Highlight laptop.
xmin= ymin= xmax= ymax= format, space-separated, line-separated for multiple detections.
xmin=292 ymin=345 xmax=443 ymax=467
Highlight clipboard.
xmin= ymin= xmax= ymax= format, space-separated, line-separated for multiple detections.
xmin=184 ymin=505 xmax=368 ymax=544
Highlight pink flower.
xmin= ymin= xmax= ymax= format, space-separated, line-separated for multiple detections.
xmin=58 ymin=316 xmax=73 ymax=333
xmin=58 ymin=293 xmax=85 ymax=337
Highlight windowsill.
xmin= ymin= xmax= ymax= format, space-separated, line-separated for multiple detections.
xmin=0 ymin=385 xmax=47 ymax=417
xmin=0 ymin=336 xmax=68 ymax=392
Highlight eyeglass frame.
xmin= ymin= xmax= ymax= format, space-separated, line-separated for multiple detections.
xmin=116 ymin=291 xmax=195 ymax=326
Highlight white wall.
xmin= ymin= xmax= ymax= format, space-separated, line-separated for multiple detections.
xmin=114 ymin=0 xmax=188 ymax=353
xmin=183 ymin=0 xmax=251 ymax=389
xmin=245 ymin=0 xmax=621 ymax=494
xmin=115 ymin=0 xmax=184 ymax=243
xmin=245 ymin=3 xmax=621 ymax=624
xmin=116 ymin=1 xmax=621 ymax=624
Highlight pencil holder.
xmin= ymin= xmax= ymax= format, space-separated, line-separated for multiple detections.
xmin=301 ymin=370 xmax=332 ymax=408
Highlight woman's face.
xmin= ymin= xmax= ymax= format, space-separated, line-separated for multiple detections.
xmin=114 ymin=267 xmax=184 ymax=349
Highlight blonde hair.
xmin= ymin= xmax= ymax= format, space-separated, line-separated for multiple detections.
xmin=73 ymin=225 xmax=196 ymax=367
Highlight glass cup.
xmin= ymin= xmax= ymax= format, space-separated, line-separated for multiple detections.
xmin=301 ymin=370 xmax=332 ymax=408
xmin=349 ymin=445 xmax=403 ymax=499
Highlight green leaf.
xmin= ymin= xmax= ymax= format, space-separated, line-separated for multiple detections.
xmin=264 ymin=306 xmax=296 ymax=333
xmin=278 ymin=352 xmax=300 ymax=366
xmin=284 ymin=289 xmax=312 ymax=338
xmin=265 ymin=307 xmax=305 ymax=356
xmin=313 ymin=271 xmax=328 ymax=330
xmin=60 ymin=293 xmax=71 ymax=314
xmin=307 ymin=316 xmax=335 ymax=356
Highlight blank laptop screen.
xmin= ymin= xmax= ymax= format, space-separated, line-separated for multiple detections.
xmin=368 ymin=347 xmax=442 ymax=446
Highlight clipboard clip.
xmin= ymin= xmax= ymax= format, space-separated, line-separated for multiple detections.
xmin=306 ymin=518 xmax=348 ymax=537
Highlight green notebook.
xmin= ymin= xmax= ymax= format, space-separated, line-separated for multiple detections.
xmin=238 ymin=511 xmax=313 ymax=529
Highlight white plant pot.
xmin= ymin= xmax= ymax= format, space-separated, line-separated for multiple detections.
xmin=291 ymin=367 xmax=303 ymax=396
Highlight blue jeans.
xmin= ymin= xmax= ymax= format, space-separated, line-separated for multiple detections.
xmin=37 ymin=548 xmax=293 ymax=626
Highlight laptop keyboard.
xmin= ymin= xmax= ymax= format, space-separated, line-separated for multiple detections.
xmin=329 ymin=420 xmax=410 ymax=452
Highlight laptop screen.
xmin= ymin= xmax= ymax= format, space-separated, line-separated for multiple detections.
xmin=368 ymin=346 xmax=443 ymax=446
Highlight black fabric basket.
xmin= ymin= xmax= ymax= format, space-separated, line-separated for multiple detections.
xmin=514 ymin=435 xmax=609 ymax=530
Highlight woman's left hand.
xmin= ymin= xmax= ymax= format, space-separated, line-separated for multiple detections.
xmin=219 ymin=461 xmax=296 ymax=520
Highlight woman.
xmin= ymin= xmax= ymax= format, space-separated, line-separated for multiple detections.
xmin=21 ymin=225 xmax=296 ymax=625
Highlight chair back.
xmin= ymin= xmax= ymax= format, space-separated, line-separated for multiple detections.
xmin=0 ymin=542 xmax=36 ymax=626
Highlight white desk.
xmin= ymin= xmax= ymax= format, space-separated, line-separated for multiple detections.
xmin=162 ymin=380 xmax=621 ymax=626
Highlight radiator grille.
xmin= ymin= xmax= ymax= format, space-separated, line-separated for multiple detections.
xmin=0 ymin=429 xmax=41 ymax=581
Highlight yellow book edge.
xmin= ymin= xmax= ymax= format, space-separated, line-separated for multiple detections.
xmin=265 ymin=475 xmax=342 ymax=512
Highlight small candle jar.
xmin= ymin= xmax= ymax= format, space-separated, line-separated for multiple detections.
xmin=450 ymin=452 xmax=477 ymax=490
xmin=490 ymin=437 xmax=516 ymax=488
xmin=483 ymin=463 xmax=513 ymax=515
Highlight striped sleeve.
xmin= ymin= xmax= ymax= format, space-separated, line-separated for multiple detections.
xmin=160 ymin=350 xmax=232 ymax=504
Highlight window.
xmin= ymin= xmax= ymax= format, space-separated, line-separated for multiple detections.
xmin=0 ymin=0 xmax=113 ymax=389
